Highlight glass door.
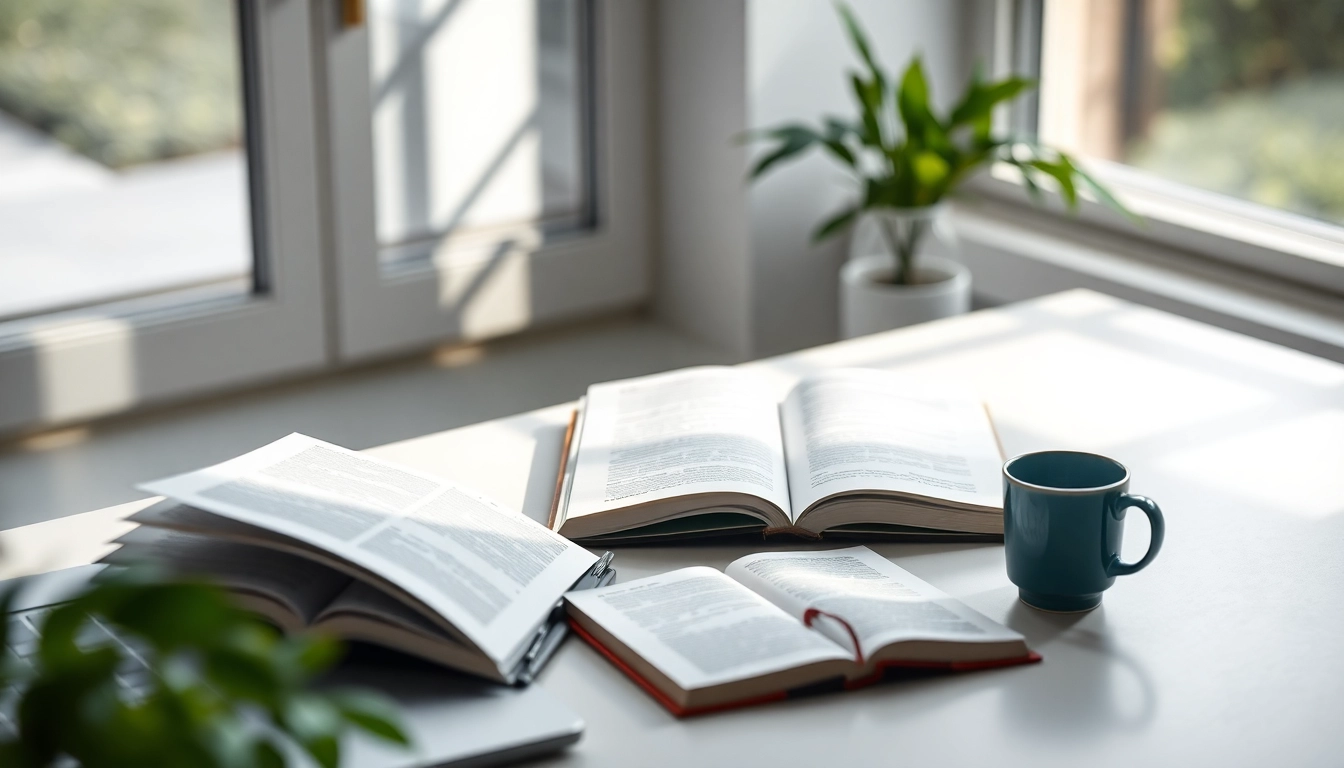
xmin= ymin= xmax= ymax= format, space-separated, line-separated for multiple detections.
xmin=323 ymin=0 xmax=652 ymax=360
xmin=0 ymin=0 xmax=327 ymax=433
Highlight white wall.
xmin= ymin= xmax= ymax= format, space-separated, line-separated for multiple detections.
xmin=653 ymin=0 xmax=753 ymax=357
xmin=654 ymin=0 xmax=969 ymax=358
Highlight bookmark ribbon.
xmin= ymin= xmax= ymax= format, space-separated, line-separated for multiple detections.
xmin=803 ymin=608 xmax=864 ymax=665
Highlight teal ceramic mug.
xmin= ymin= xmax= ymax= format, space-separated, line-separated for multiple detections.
xmin=1003 ymin=451 xmax=1164 ymax=612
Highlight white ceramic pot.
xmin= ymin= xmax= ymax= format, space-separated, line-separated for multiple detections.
xmin=839 ymin=253 xmax=971 ymax=339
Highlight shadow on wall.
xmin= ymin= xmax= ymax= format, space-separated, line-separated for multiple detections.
xmin=372 ymin=0 xmax=611 ymax=344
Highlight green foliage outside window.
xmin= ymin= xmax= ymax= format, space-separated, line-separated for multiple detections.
xmin=1129 ymin=0 xmax=1344 ymax=222
xmin=0 ymin=0 xmax=242 ymax=168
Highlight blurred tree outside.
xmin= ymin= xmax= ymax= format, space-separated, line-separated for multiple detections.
xmin=1126 ymin=0 xmax=1344 ymax=223
xmin=0 ymin=0 xmax=242 ymax=169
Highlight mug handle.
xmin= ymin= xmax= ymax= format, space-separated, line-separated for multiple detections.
xmin=1106 ymin=494 xmax=1165 ymax=577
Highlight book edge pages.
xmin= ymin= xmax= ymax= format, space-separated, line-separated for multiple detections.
xmin=548 ymin=406 xmax=581 ymax=531
xmin=984 ymin=401 xmax=1006 ymax=460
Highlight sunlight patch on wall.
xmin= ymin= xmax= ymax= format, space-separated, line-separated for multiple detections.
xmin=435 ymin=241 xmax=534 ymax=341
xmin=28 ymin=317 xmax=137 ymax=424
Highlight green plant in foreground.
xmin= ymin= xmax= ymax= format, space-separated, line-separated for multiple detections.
xmin=745 ymin=2 xmax=1134 ymax=285
xmin=0 ymin=567 xmax=409 ymax=768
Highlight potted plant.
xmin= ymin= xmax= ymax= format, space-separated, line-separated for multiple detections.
xmin=746 ymin=3 xmax=1132 ymax=338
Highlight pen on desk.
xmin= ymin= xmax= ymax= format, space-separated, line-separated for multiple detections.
xmin=516 ymin=551 xmax=616 ymax=685
xmin=520 ymin=567 xmax=616 ymax=684
xmin=588 ymin=551 xmax=614 ymax=580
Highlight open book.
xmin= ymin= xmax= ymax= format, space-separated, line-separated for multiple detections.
xmin=565 ymin=546 xmax=1037 ymax=716
xmin=119 ymin=434 xmax=599 ymax=684
xmin=552 ymin=367 xmax=1006 ymax=543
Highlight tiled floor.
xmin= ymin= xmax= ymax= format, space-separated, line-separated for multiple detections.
xmin=0 ymin=314 xmax=735 ymax=531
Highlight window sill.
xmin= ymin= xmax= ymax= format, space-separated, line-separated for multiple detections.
xmin=950 ymin=197 xmax=1344 ymax=365
xmin=969 ymin=164 xmax=1344 ymax=297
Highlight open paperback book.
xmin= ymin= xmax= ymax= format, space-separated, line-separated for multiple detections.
xmin=120 ymin=434 xmax=599 ymax=684
xmin=565 ymin=546 xmax=1038 ymax=716
xmin=551 ymin=367 xmax=1006 ymax=544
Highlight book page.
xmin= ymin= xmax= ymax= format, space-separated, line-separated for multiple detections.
xmin=726 ymin=547 xmax=1023 ymax=659
xmin=564 ymin=567 xmax=851 ymax=690
xmin=102 ymin=526 xmax=351 ymax=626
xmin=317 ymin=580 xmax=462 ymax=642
xmin=565 ymin=367 xmax=792 ymax=520
xmin=139 ymin=434 xmax=597 ymax=665
xmin=780 ymin=369 xmax=1002 ymax=514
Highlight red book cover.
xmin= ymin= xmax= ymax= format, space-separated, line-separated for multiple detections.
xmin=569 ymin=619 xmax=1042 ymax=718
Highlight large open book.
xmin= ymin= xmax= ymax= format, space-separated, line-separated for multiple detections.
xmin=565 ymin=546 xmax=1037 ymax=716
xmin=119 ymin=434 xmax=599 ymax=684
xmin=551 ymin=367 xmax=1006 ymax=543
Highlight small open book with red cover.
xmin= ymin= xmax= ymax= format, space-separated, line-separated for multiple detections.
xmin=565 ymin=546 xmax=1038 ymax=717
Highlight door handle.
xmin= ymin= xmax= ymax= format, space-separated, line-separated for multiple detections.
xmin=341 ymin=0 xmax=365 ymax=28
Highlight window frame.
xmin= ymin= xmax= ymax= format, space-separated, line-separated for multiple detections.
xmin=0 ymin=0 xmax=329 ymax=434
xmin=972 ymin=0 xmax=1344 ymax=300
xmin=319 ymin=0 xmax=652 ymax=362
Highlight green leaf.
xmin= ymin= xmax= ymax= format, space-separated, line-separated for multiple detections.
xmin=290 ymin=634 xmax=345 ymax=678
xmin=747 ymin=124 xmax=821 ymax=179
xmin=823 ymin=116 xmax=862 ymax=142
xmin=331 ymin=690 xmax=411 ymax=747
xmin=18 ymin=648 xmax=120 ymax=763
xmin=285 ymin=694 xmax=343 ymax=768
xmin=0 ymin=742 xmax=33 ymax=767
xmin=820 ymin=136 xmax=856 ymax=167
xmin=202 ymin=647 xmax=281 ymax=707
xmin=199 ymin=716 xmax=255 ymax=768
xmin=849 ymin=73 xmax=884 ymax=148
xmin=948 ymin=76 xmax=1034 ymax=127
xmin=1069 ymin=158 xmax=1141 ymax=223
xmin=812 ymin=206 xmax=860 ymax=242
xmin=1011 ymin=159 xmax=1045 ymax=205
xmin=835 ymin=2 xmax=885 ymax=92
xmin=896 ymin=57 xmax=931 ymax=144
xmin=252 ymin=739 xmax=287 ymax=768
xmin=1029 ymin=159 xmax=1078 ymax=208
xmin=912 ymin=151 xmax=950 ymax=189
xmin=106 ymin=582 xmax=241 ymax=651
xmin=35 ymin=602 xmax=87 ymax=666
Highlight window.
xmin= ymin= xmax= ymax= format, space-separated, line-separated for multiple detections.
xmin=323 ymin=0 xmax=650 ymax=361
xmin=0 ymin=0 xmax=652 ymax=435
xmin=0 ymin=0 xmax=253 ymax=320
xmin=0 ymin=0 xmax=327 ymax=433
xmin=1035 ymin=0 xmax=1344 ymax=227
xmin=369 ymin=0 xmax=595 ymax=266
xmin=984 ymin=0 xmax=1344 ymax=297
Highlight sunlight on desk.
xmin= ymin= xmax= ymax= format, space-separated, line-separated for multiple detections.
xmin=1160 ymin=408 xmax=1344 ymax=520
xmin=1113 ymin=310 xmax=1344 ymax=388
xmin=887 ymin=330 xmax=1273 ymax=451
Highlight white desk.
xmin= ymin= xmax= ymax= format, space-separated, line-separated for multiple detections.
xmin=5 ymin=290 xmax=1344 ymax=767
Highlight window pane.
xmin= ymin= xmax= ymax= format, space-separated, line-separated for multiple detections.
xmin=369 ymin=0 xmax=593 ymax=261
xmin=1038 ymin=0 xmax=1344 ymax=225
xmin=0 ymin=0 xmax=254 ymax=321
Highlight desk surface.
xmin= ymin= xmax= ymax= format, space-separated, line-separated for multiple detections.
xmin=5 ymin=290 xmax=1344 ymax=767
